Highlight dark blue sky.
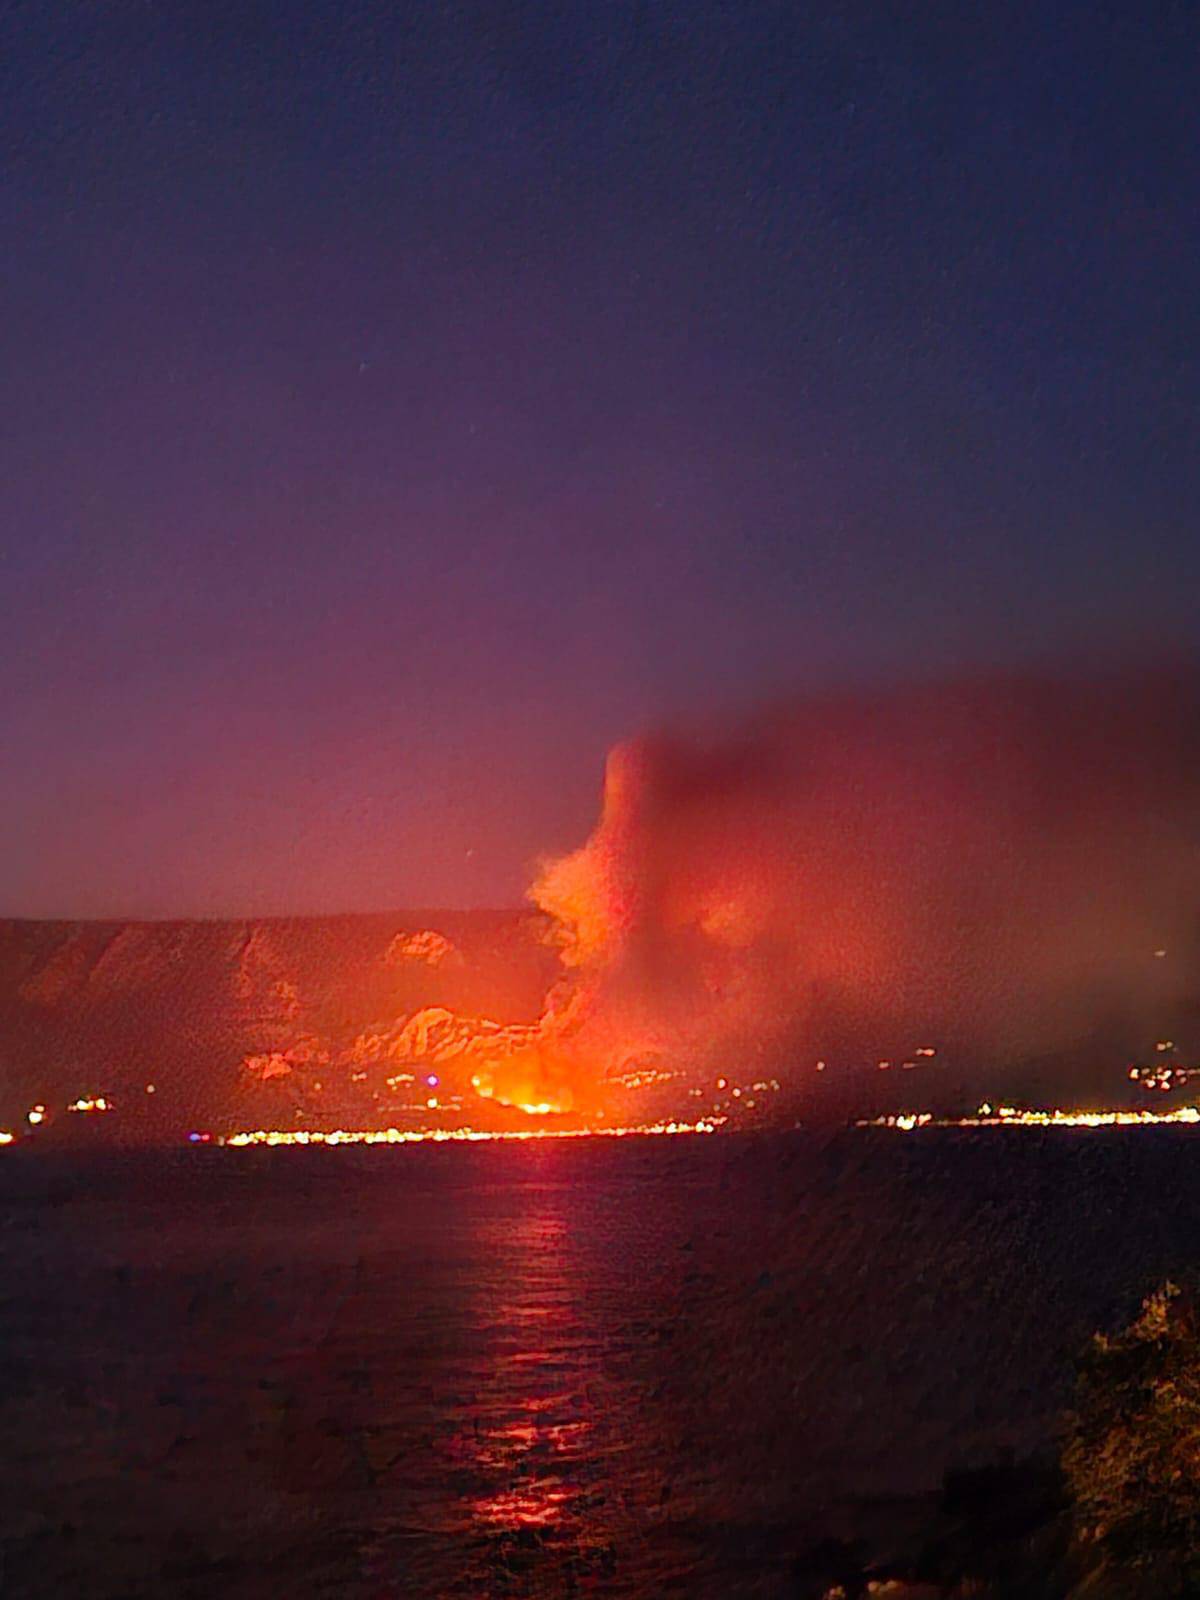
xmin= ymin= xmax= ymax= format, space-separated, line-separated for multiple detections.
xmin=2 ymin=1 xmax=1196 ymax=916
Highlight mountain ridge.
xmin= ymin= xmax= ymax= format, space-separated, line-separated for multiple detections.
xmin=0 ymin=912 xmax=557 ymax=1136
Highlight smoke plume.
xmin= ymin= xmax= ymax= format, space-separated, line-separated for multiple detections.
xmin=526 ymin=665 xmax=1200 ymax=1108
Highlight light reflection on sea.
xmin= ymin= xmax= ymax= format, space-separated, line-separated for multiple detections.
xmin=4 ymin=1132 xmax=1200 ymax=1596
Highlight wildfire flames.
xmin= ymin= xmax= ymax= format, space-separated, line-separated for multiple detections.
xmin=503 ymin=666 xmax=1200 ymax=1117
xmin=234 ymin=666 xmax=1200 ymax=1126
xmin=469 ymin=1043 xmax=575 ymax=1117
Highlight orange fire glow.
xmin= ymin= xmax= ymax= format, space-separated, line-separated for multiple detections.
xmin=221 ymin=1118 xmax=723 ymax=1147
xmin=468 ymin=1041 xmax=577 ymax=1116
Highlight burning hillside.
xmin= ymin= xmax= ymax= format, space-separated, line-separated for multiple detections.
xmin=515 ymin=663 xmax=1200 ymax=1111
xmin=0 ymin=912 xmax=558 ymax=1137
xmin=1 ymin=665 xmax=1197 ymax=1140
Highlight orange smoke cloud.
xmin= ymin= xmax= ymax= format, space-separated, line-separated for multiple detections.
xmin=524 ymin=664 xmax=1200 ymax=1106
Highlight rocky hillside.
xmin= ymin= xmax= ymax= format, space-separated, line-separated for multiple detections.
xmin=0 ymin=913 xmax=557 ymax=1138
xmin=2 ymin=908 xmax=1190 ymax=1142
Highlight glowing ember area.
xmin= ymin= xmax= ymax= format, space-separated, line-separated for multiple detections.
xmin=67 ymin=1095 xmax=112 ymax=1113
xmin=861 ymin=1105 xmax=1200 ymax=1130
xmin=220 ymin=1118 xmax=724 ymax=1147
xmin=468 ymin=1041 xmax=576 ymax=1116
xmin=333 ymin=1006 xmax=575 ymax=1116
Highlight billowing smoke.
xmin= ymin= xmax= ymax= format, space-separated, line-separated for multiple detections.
xmin=526 ymin=665 xmax=1200 ymax=1108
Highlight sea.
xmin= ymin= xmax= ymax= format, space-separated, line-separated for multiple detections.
xmin=2 ymin=1128 xmax=1198 ymax=1598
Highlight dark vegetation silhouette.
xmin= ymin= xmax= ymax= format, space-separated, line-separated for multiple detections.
xmin=1063 ymin=1281 xmax=1200 ymax=1596
xmin=801 ymin=1282 xmax=1200 ymax=1599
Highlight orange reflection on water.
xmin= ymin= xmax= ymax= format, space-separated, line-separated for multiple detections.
xmin=459 ymin=1203 xmax=597 ymax=1533
xmin=473 ymin=1482 xmax=573 ymax=1529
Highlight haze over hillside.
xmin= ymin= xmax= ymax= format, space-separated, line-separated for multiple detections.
xmin=5 ymin=667 xmax=1198 ymax=1139
xmin=0 ymin=912 xmax=555 ymax=1137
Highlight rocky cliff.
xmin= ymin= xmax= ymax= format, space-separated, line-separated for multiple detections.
xmin=0 ymin=913 xmax=557 ymax=1138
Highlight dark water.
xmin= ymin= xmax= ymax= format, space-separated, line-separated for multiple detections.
xmin=3 ymin=1130 xmax=1200 ymax=1597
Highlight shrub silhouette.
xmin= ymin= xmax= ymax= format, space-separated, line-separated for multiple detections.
xmin=1064 ymin=1282 xmax=1200 ymax=1588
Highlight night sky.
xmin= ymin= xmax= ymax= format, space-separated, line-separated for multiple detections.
xmin=3 ymin=2 xmax=1196 ymax=918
